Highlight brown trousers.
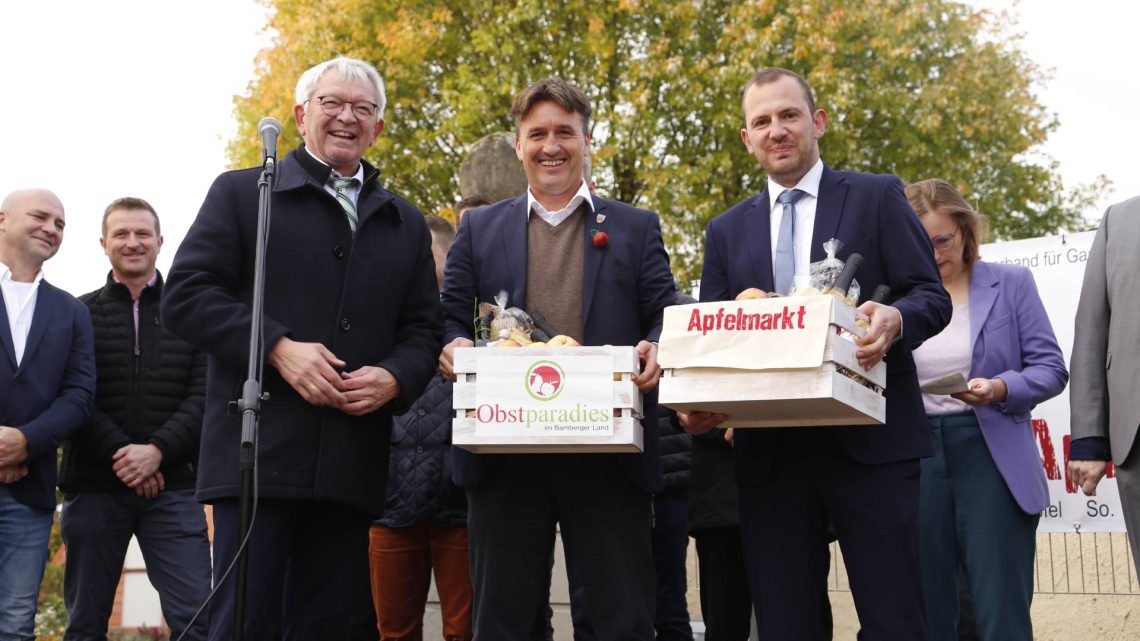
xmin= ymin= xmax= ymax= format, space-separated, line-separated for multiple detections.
xmin=369 ymin=522 xmax=474 ymax=641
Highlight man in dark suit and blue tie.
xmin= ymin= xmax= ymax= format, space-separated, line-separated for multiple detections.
xmin=439 ymin=78 xmax=676 ymax=640
xmin=684 ymin=69 xmax=951 ymax=640
xmin=0 ymin=188 xmax=96 ymax=640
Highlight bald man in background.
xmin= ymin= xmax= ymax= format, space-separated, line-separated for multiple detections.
xmin=0 ymin=189 xmax=96 ymax=640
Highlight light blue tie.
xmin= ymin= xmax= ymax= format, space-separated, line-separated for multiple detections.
xmin=329 ymin=176 xmax=360 ymax=233
xmin=774 ymin=189 xmax=806 ymax=295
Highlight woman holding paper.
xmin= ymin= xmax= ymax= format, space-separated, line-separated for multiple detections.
xmin=905 ymin=179 xmax=1067 ymax=641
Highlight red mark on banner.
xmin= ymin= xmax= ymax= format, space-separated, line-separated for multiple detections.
xmin=1062 ymin=435 xmax=1076 ymax=494
xmin=1035 ymin=419 xmax=1061 ymax=480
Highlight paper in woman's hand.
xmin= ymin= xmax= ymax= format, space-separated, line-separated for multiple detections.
xmin=921 ymin=372 xmax=970 ymax=395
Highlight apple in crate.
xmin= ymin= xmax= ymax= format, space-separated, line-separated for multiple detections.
xmin=735 ymin=288 xmax=768 ymax=300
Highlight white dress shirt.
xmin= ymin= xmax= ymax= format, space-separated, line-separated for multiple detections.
xmin=1 ymin=265 xmax=44 ymax=366
xmin=305 ymin=146 xmax=364 ymax=207
xmin=527 ymin=180 xmax=595 ymax=226
xmin=767 ymin=159 xmax=824 ymax=281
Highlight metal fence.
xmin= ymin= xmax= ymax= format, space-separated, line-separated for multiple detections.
xmin=828 ymin=531 xmax=1140 ymax=596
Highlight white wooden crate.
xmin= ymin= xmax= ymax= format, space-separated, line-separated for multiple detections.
xmin=659 ymin=296 xmax=886 ymax=428
xmin=452 ymin=345 xmax=644 ymax=452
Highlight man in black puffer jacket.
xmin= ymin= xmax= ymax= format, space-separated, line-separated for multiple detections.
xmin=59 ymin=198 xmax=210 ymax=641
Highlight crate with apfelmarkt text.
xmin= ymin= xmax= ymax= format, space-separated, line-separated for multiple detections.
xmin=657 ymin=295 xmax=885 ymax=428
xmin=452 ymin=345 xmax=644 ymax=452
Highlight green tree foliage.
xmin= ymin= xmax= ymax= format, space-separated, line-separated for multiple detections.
xmin=230 ymin=0 xmax=1104 ymax=282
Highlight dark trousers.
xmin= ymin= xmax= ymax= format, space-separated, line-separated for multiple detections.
xmin=955 ymin=565 xmax=979 ymax=641
xmin=1111 ymin=446 xmax=1140 ymax=589
xmin=651 ymin=493 xmax=693 ymax=641
xmin=208 ymin=498 xmax=371 ymax=641
xmin=919 ymin=413 xmax=1038 ymax=641
xmin=567 ymin=553 xmax=594 ymax=641
xmin=738 ymin=436 xmax=925 ymax=641
xmin=60 ymin=490 xmax=211 ymax=641
xmin=691 ymin=527 xmax=752 ymax=641
xmin=466 ymin=455 xmax=655 ymax=641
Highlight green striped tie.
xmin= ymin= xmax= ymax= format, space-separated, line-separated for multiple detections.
xmin=329 ymin=176 xmax=360 ymax=233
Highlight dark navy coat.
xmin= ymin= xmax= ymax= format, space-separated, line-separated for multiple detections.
xmin=162 ymin=149 xmax=442 ymax=515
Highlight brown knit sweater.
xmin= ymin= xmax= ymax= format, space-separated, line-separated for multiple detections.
xmin=525 ymin=204 xmax=587 ymax=343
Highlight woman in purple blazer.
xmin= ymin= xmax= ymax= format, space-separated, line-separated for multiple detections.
xmin=905 ymin=179 xmax=1067 ymax=641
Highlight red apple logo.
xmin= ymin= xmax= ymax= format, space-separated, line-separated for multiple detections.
xmin=526 ymin=361 xmax=565 ymax=401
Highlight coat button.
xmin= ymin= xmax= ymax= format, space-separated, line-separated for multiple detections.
xmin=417 ymin=409 xmax=426 ymax=416
xmin=416 ymin=446 xmax=424 ymax=453
xmin=340 ymin=318 xmax=351 ymax=330
xmin=333 ymin=245 xmax=345 ymax=259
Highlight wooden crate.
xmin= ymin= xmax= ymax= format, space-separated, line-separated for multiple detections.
xmin=452 ymin=345 xmax=644 ymax=452
xmin=658 ymin=296 xmax=885 ymax=428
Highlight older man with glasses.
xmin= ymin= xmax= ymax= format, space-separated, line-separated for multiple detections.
xmin=163 ymin=56 xmax=441 ymax=641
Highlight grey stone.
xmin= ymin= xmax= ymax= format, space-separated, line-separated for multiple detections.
xmin=459 ymin=132 xmax=528 ymax=203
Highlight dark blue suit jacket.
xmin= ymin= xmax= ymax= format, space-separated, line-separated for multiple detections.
xmin=441 ymin=194 xmax=676 ymax=491
xmin=700 ymin=166 xmax=950 ymax=481
xmin=0 ymin=280 xmax=96 ymax=509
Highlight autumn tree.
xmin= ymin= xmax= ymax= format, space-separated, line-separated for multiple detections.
xmin=230 ymin=0 xmax=1103 ymax=282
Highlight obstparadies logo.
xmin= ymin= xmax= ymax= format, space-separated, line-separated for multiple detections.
xmin=473 ymin=359 xmax=612 ymax=432
xmin=526 ymin=360 xmax=564 ymax=401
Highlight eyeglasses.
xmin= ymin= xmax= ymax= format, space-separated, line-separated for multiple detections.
xmin=930 ymin=232 xmax=959 ymax=252
xmin=310 ymin=96 xmax=378 ymax=120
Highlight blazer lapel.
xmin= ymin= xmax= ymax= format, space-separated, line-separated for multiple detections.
xmin=746 ymin=190 xmax=775 ymax=290
xmin=504 ymin=195 xmax=529 ymax=308
xmin=968 ymin=261 xmax=999 ymax=352
xmin=0 ymin=289 xmax=16 ymax=370
xmin=17 ymin=281 xmax=56 ymax=374
xmin=811 ymin=166 xmax=848 ymax=262
xmin=581 ymin=198 xmax=608 ymax=325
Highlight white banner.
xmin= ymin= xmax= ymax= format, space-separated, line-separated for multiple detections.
xmin=980 ymin=232 xmax=1124 ymax=532
xmin=472 ymin=355 xmax=615 ymax=437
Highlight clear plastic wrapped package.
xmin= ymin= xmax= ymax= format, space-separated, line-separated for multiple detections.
xmin=479 ymin=290 xmax=536 ymax=345
xmin=793 ymin=238 xmax=860 ymax=305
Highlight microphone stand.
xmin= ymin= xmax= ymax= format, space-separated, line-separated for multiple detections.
xmin=234 ymin=155 xmax=275 ymax=641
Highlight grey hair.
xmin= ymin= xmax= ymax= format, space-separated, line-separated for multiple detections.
xmin=295 ymin=57 xmax=387 ymax=122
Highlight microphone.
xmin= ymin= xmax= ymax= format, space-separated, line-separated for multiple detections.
xmin=831 ymin=252 xmax=864 ymax=298
xmin=257 ymin=117 xmax=282 ymax=169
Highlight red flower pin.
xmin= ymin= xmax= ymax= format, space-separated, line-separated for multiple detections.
xmin=591 ymin=229 xmax=609 ymax=248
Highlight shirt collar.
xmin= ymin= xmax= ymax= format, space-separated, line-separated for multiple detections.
xmin=0 ymin=264 xmax=44 ymax=285
xmin=526 ymin=180 xmax=595 ymax=218
xmin=767 ymin=158 xmax=824 ymax=211
xmin=111 ymin=271 xmax=159 ymax=292
xmin=301 ymin=144 xmax=364 ymax=184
